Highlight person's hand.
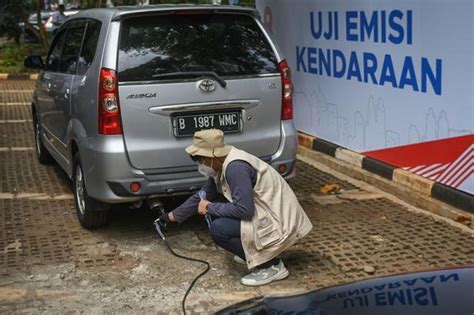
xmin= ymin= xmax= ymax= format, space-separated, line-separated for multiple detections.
xmin=156 ymin=211 xmax=169 ymax=228
xmin=157 ymin=211 xmax=176 ymax=228
xmin=198 ymin=200 xmax=211 ymax=216
xmin=167 ymin=212 xmax=176 ymax=222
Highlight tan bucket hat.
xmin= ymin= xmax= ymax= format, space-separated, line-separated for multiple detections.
xmin=185 ymin=129 xmax=232 ymax=157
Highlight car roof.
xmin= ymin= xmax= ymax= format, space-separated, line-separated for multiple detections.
xmin=70 ymin=5 xmax=259 ymax=22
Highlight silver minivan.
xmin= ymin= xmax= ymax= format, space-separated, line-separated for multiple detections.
xmin=25 ymin=5 xmax=297 ymax=229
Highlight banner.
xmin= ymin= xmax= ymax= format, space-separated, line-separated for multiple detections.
xmin=257 ymin=0 xmax=473 ymax=194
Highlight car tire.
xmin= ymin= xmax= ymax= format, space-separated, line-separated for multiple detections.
xmin=33 ymin=112 xmax=54 ymax=164
xmin=73 ymin=153 xmax=110 ymax=229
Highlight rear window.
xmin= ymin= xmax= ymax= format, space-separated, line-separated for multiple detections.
xmin=118 ymin=13 xmax=278 ymax=82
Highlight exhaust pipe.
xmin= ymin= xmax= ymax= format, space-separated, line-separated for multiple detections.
xmin=147 ymin=197 xmax=164 ymax=212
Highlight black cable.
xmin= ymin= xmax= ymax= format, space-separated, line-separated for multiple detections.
xmin=163 ymin=239 xmax=211 ymax=315
xmin=155 ymin=222 xmax=211 ymax=315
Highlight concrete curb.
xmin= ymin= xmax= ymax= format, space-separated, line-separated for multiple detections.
xmin=297 ymin=132 xmax=473 ymax=215
xmin=0 ymin=73 xmax=38 ymax=80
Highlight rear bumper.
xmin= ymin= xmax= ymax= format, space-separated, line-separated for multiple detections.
xmin=81 ymin=120 xmax=297 ymax=203
xmin=269 ymin=120 xmax=297 ymax=177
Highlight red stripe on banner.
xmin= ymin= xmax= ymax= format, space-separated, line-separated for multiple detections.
xmin=363 ymin=135 xmax=474 ymax=168
xmin=424 ymin=163 xmax=449 ymax=178
xmin=438 ymin=147 xmax=473 ymax=183
xmin=410 ymin=165 xmax=426 ymax=173
xmin=416 ymin=163 xmax=442 ymax=176
xmin=444 ymin=161 xmax=471 ymax=186
xmin=452 ymin=168 xmax=473 ymax=189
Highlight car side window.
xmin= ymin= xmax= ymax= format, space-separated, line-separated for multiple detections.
xmin=77 ymin=19 xmax=101 ymax=76
xmin=45 ymin=29 xmax=67 ymax=72
xmin=59 ymin=20 xmax=86 ymax=74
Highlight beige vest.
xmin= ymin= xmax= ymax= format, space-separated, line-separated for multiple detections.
xmin=217 ymin=147 xmax=313 ymax=269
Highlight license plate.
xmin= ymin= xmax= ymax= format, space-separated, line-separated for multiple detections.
xmin=173 ymin=111 xmax=241 ymax=137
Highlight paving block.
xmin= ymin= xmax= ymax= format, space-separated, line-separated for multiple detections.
xmin=335 ymin=148 xmax=364 ymax=168
xmin=393 ymin=168 xmax=434 ymax=195
xmin=297 ymin=132 xmax=315 ymax=149
xmin=0 ymin=151 xmax=72 ymax=195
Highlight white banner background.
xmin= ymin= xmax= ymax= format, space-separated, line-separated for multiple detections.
xmin=257 ymin=0 xmax=473 ymax=194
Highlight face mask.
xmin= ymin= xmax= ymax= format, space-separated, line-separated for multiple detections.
xmin=198 ymin=163 xmax=218 ymax=178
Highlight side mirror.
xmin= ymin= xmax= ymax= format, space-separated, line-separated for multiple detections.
xmin=24 ymin=56 xmax=44 ymax=70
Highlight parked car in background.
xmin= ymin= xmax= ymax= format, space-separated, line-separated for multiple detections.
xmin=24 ymin=5 xmax=297 ymax=229
xmin=21 ymin=11 xmax=52 ymax=42
xmin=21 ymin=10 xmax=79 ymax=42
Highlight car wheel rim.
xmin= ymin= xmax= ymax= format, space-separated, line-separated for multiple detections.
xmin=35 ymin=121 xmax=42 ymax=155
xmin=75 ymin=165 xmax=86 ymax=215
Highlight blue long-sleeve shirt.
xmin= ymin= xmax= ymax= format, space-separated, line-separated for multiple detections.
xmin=172 ymin=160 xmax=257 ymax=224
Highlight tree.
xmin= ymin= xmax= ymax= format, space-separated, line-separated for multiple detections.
xmin=0 ymin=0 xmax=49 ymax=52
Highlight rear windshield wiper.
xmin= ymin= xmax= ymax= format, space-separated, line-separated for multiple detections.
xmin=152 ymin=71 xmax=227 ymax=88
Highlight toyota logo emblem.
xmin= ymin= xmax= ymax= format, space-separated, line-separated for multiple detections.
xmin=198 ymin=79 xmax=216 ymax=93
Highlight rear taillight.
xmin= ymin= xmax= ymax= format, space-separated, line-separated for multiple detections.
xmin=98 ymin=68 xmax=122 ymax=135
xmin=279 ymin=60 xmax=293 ymax=120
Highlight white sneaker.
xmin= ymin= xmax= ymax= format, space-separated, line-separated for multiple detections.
xmin=240 ymin=259 xmax=289 ymax=286
xmin=233 ymin=255 xmax=246 ymax=265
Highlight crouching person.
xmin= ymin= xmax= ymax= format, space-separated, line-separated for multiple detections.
xmin=158 ymin=129 xmax=313 ymax=286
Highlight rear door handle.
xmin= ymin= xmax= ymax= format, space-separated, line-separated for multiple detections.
xmin=79 ymin=76 xmax=87 ymax=86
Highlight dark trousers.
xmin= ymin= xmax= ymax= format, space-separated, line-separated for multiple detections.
xmin=209 ymin=217 xmax=279 ymax=269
